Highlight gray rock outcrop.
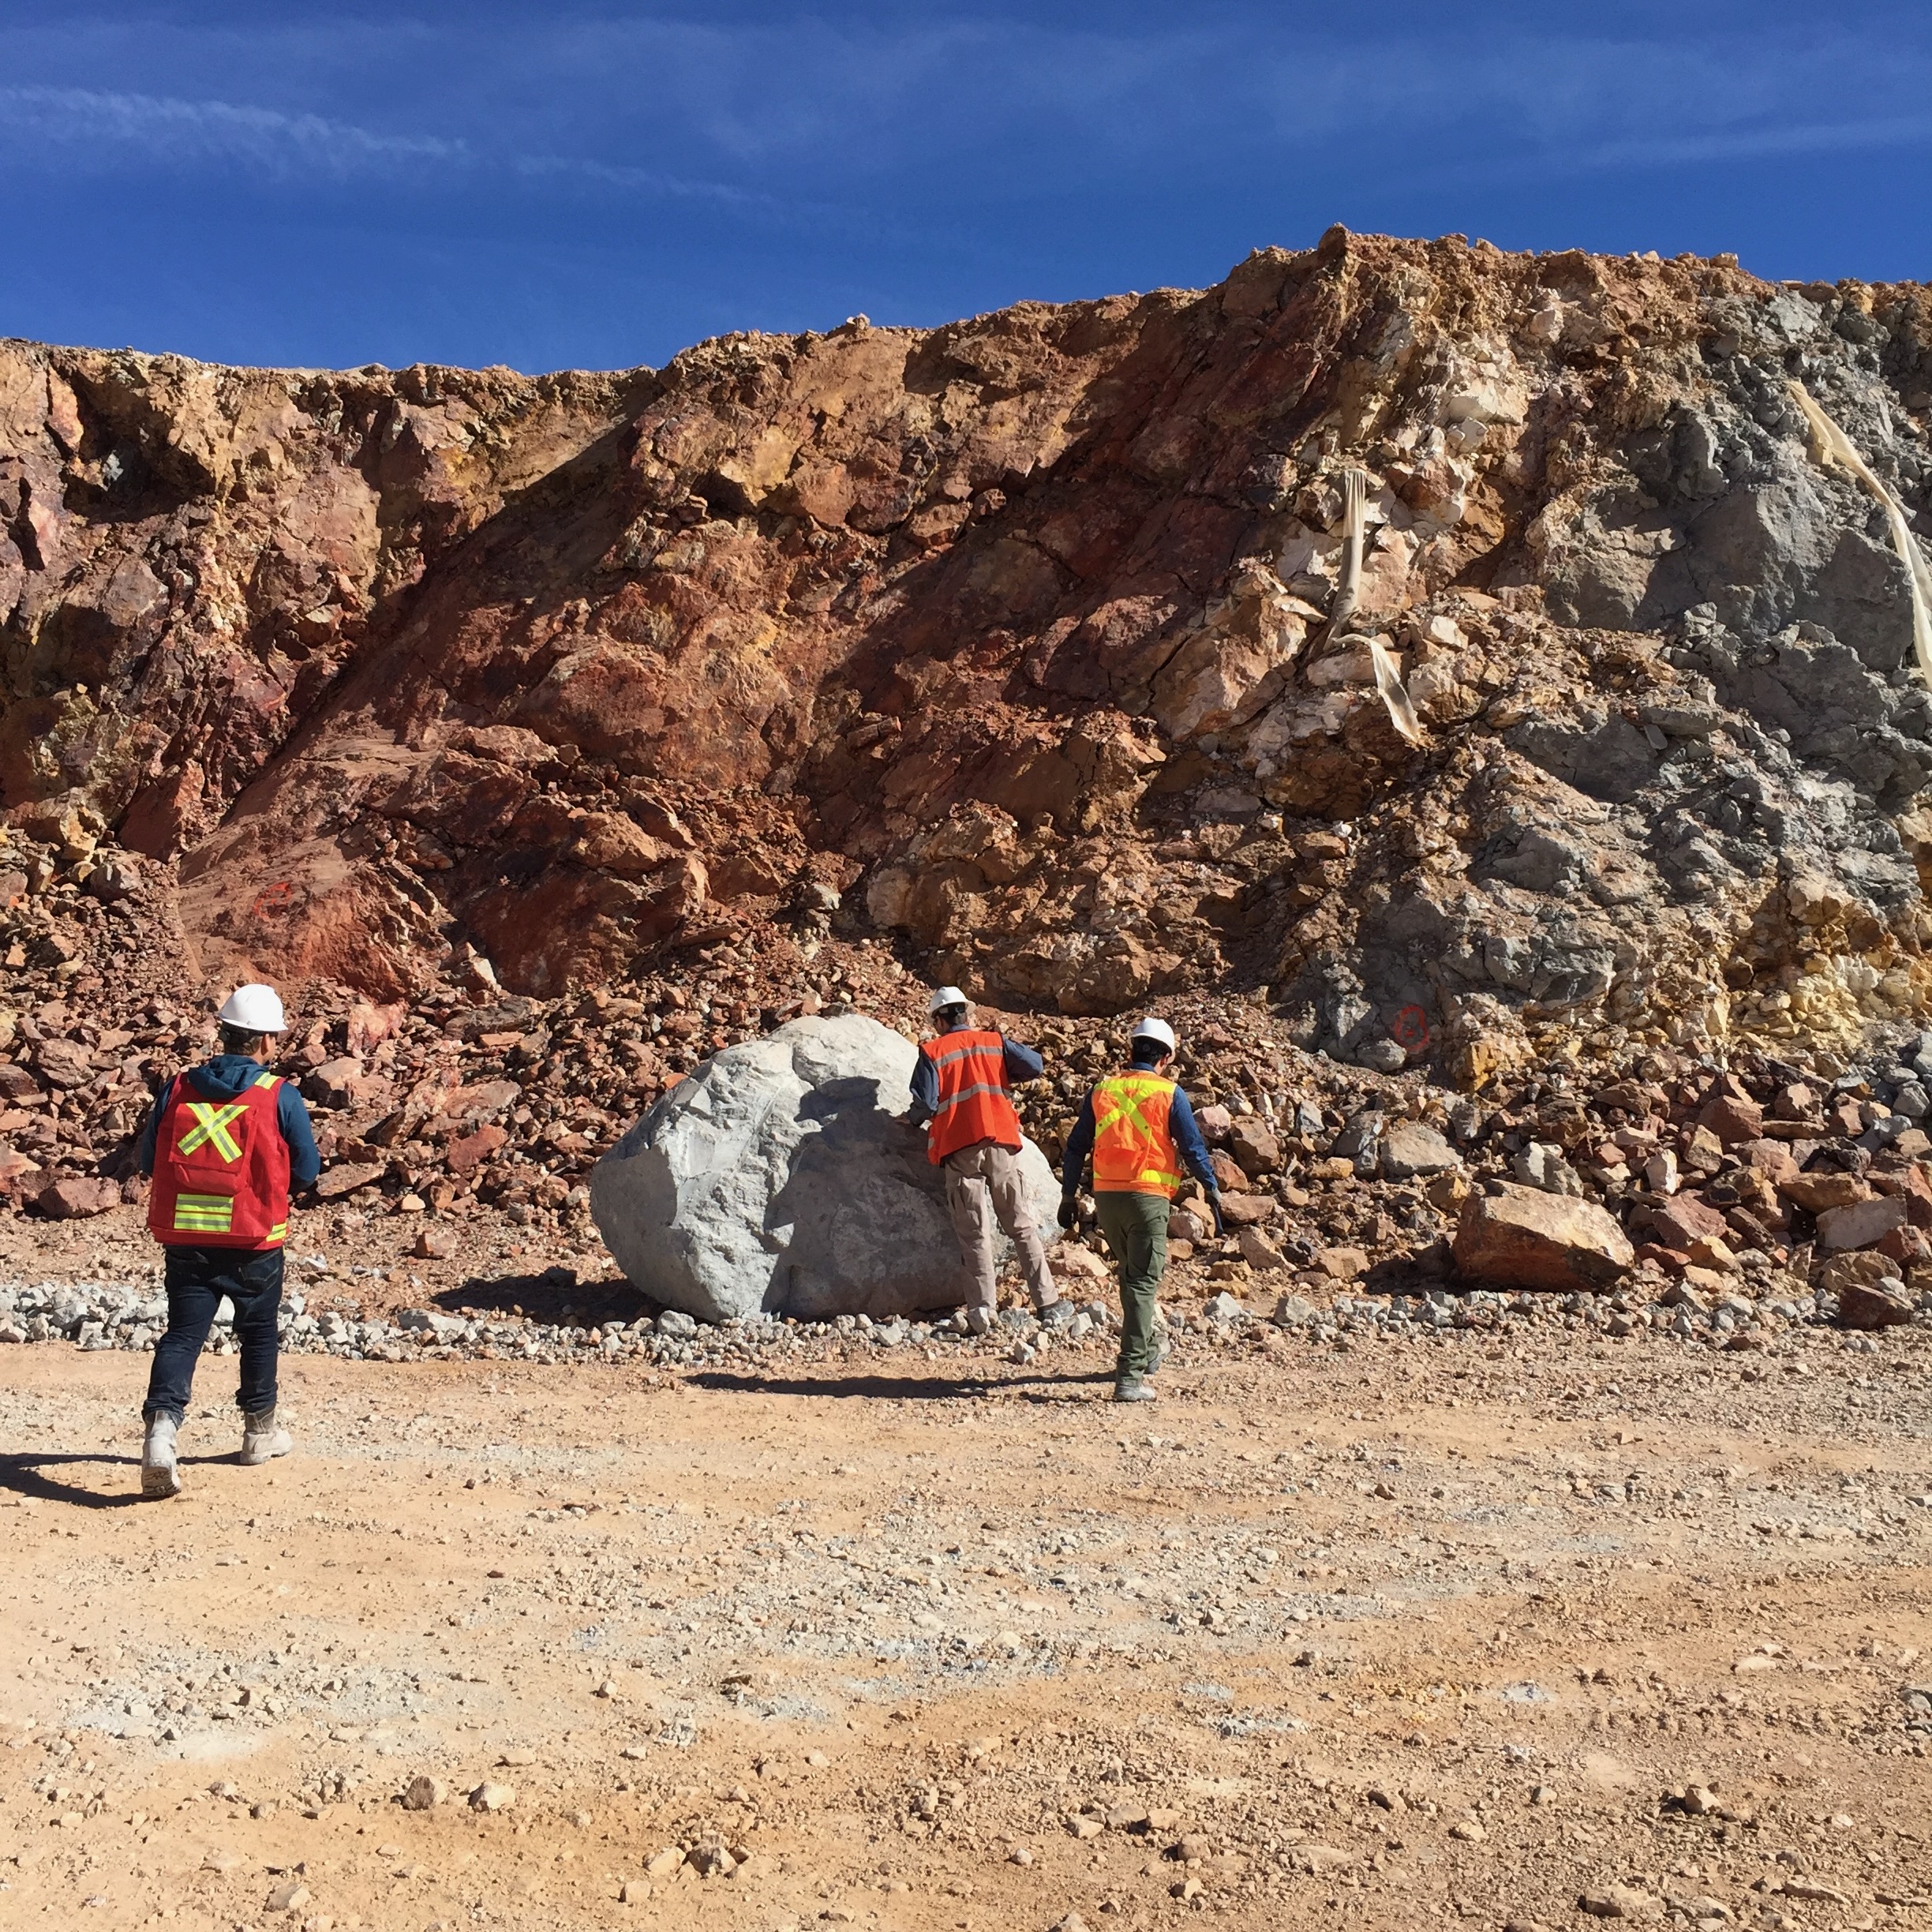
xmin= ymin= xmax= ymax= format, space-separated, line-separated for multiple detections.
xmin=590 ymin=1013 xmax=1059 ymax=1323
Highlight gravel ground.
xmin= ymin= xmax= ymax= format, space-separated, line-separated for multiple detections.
xmin=1 ymin=1296 xmax=1928 ymax=1932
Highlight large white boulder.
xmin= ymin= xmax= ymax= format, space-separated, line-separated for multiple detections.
xmin=590 ymin=1013 xmax=1060 ymax=1323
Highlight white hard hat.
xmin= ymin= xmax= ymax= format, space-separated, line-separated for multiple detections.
xmin=928 ymin=985 xmax=969 ymax=1016
xmin=1130 ymin=1015 xmax=1177 ymax=1054
xmin=218 ymin=983 xmax=288 ymax=1034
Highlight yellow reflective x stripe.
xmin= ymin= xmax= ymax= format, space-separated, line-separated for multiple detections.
xmin=172 ymin=1192 xmax=235 ymax=1233
xmin=1095 ymin=1076 xmax=1167 ymax=1140
xmin=1097 ymin=1074 xmax=1170 ymax=1106
xmin=1095 ymin=1074 xmax=1182 ymax=1193
xmin=266 ymin=1221 xmax=288 ymax=1244
xmin=178 ymin=1101 xmax=246 ymax=1163
xmin=1095 ymin=1093 xmax=1153 ymax=1137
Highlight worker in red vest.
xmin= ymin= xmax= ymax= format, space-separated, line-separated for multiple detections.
xmin=908 ymin=987 xmax=1069 ymax=1335
xmin=134 ymin=983 xmax=320 ymax=1499
xmin=1059 ymin=1017 xmax=1222 ymax=1402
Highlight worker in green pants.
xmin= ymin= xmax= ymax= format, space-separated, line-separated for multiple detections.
xmin=1058 ymin=1017 xmax=1223 ymax=1402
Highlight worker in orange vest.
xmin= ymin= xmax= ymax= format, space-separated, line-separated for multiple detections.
xmin=909 ymin=987 xmax=1069 ymax=1335
xmin=135 ymin=983 xmax=319 ymax=1498
xmin=1059 ymin=1017 xmax=1222 ymax=1402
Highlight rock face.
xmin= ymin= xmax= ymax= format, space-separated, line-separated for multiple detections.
xmin=9 ymin=247 xmax=1932 ymax=1338
xmin=10 ymin=232 xmax=1932 ymax=1083
xmin=590 ymin=1013 xmax=1058 ymax=1321
xmin=1453 ymin=1183 xmax=1635 ymax=1293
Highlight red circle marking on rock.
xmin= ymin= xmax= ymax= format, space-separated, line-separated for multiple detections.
xmin=1391 ymin=1005 xmax=1431 ymax=1051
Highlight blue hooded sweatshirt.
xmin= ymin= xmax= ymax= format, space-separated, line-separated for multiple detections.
xmin=137 ymin=1054 xmax=321 ymax=1189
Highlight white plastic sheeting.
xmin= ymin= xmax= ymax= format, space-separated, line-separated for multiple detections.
xmin=1788 ymin=381 xmax=1932 ymax=692
xmin=1368 ymin=635 xmax=1425 ymax=745
xmin=1324 ymin=465 xmax=1425 ymax=746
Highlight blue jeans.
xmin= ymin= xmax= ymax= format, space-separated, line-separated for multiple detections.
xmin=143 ymin=1247 xmax=283 ymax=1424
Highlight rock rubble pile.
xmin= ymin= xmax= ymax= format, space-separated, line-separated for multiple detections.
xmin=4 ymin=811 xmax=1932 ymax=1342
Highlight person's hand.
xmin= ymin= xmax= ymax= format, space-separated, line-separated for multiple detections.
xmin=1208 ymin=1192 xmax=1227 ymax=1237
xmin=1057 ymin=1196 xmax=1080 ymax=1232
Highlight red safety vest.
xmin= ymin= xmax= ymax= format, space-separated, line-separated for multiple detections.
xmin=147 ymin=1070 xmax=292 ymax=1249
xmin=920 ymin=1028 xmax=1023 ymax=1164
xmin=1091 ymin=1070 xmax=1185 ymax=1198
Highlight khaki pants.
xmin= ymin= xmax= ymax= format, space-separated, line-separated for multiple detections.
xmin=942 ymin=1140 xmax=1058 ymax=1313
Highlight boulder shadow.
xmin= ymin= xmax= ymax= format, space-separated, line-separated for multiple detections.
xmin=689 ymin=1368 xmax=1116 ymax=1402
xmin=435 ymin=1267 xmax=656 ymax=1328
xmin=762 ymin=1075 xmax=972 ymax=1321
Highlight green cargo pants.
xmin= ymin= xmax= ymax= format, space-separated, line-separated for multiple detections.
xmin=1095 ymin=1190 xmax=1168 ymax=1384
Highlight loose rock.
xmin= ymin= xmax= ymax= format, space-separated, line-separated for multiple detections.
xmin=1454 ymin=1185 xmax=1634 ymax=1293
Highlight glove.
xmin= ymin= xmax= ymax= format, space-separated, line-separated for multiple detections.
xmin=1208 ymin=1192 xmax=1227 ymax=1238
xmin=1057 ymin=1195 xmax=1080 ymax=1232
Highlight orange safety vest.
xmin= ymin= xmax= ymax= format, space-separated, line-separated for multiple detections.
xmin=1091 ymin=1069 xmax=1185 ymax=1198
xmin=920 ymin=1028 xmax=1023 ymax=1164
xmin=147 ymin=1071 xmax=292 ymax=1249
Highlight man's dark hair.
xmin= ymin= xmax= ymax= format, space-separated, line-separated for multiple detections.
xmin=937 ymin=1003 xmax=968 ymax=1028
xmin=218 ymin=1023 xmax=269 ymax=1058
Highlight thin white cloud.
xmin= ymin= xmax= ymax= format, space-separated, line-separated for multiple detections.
xmin=3 ymin=19 xmax=1931 ymax=207
xmin=475 ymin=13 xmax=1932 ymax=181
xmin=0 ymin=84 xmax=468 ymax=175
xmin=1574 ymin=116 xmax=1932 ymax=171
xmin=0 ymin=80 xmax=793 ymax=213
xmin=507 ymin=153 xmax=763 ymax=210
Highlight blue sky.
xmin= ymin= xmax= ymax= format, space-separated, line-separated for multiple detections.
xmin=3 ymin=2 xmax=1930 ymax=374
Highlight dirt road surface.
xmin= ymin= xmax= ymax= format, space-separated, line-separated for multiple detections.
xmin=2 ymin=1325 xmax=1929 ymax=1931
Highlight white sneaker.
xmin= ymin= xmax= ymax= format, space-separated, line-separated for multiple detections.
xmin=964 ymin=1305 xmax=993 ymax=1336
xmin=141 ymin=1414 xmax=182 ymax=1499
xmin=240 ymin=1407 xmax=292 ymax=1466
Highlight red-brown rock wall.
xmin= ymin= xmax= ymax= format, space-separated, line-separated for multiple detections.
xmin=10 ymin=230 xmax=1932 ymax=1073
